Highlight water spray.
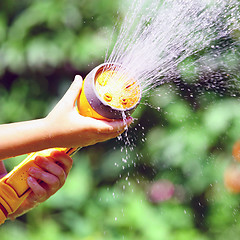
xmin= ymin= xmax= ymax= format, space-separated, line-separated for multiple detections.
xmin=0 ymin=63 xmax=141 ymax=224
xmin=1 ymin=0 xmax=239 ymax=226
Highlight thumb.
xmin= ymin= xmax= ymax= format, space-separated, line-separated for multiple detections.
xmin=61 ymin=75 xmax=83 ymax=107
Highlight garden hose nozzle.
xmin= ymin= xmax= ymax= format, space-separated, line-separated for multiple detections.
xmin=0 ymin=62 xmax=141 ymax=225
xmin=78 ymin=63 xmax=141 ymax=120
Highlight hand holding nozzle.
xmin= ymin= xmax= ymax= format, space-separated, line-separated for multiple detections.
xmin=7 ymin=151 xmax=73 ymax=220
xmin=0 ymin=63 xmax=140 ymax=224
xmin=45 ymin=74 xmax=133 ymax=149
xmin=0 ymin=74 xmax=133 ymax=161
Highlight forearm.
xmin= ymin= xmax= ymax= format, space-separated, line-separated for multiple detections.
xmin=0 ymin=118 xmax=54 ymax=161
xmin=0 ymin=76 xmax=132 ymax=160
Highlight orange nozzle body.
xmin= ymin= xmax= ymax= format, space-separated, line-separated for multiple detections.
xmin=78 ymin=63 xmax=141 ymax=120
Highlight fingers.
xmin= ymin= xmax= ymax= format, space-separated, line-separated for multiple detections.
xmin=50 ymin=150 xmax=73 ymax=176
xmin=28 ymin=166 xmax=60 ymax=192
xmin=60 ymin=75 xmax=83 ymax=107
xmin=27 ymin=176 xmax=48 ymax=203
xmin=105 ymin=116 xmax=133 ymax=132
xmin=27 ymin=152 xmax=73 ymax=203
xmin=83 ymin=116 xmax=133 ymax=134
xmin=34 ymin=156 xmax=66 ymax=186
xmin=67 ymin=116 xmax=133 ymax=147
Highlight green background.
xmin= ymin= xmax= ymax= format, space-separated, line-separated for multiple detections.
xmin=1 ymin=0 xmax=240 ymax=239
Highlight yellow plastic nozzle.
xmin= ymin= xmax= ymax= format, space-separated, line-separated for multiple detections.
xmin=95 ymin=69 xmax=141 ymax=110
xmin=104 ymin=93 xmax=113 ymax=102
xmin=120 ymin=98 xmax=128 ymax=105
xmin=78 ymin=63 xmax=141 ymax=120
xmin=97 ymin=76 xmax=108 ymax=86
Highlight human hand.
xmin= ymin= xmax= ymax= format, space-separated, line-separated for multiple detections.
xmin=45 ymin=75 xmax=133 ymax=148
xmin=27 ymin=150 xmax=73 ymax=203
xmin=8 ymin=150 xmax=73 ymax=219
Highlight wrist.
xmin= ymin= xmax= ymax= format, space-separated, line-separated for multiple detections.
xmin=41 ymin=116 xmax=58 ymax=148
xmin=42 ymin=115 xmax=69 ymax=149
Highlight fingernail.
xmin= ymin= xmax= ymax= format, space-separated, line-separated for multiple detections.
xmin=34 ymin=156 xmax=42 ymax=164
xmin=28 ymin=167 xmax=37 ymax=175
xmin=27 ymin=176 xmax=34 ymax=183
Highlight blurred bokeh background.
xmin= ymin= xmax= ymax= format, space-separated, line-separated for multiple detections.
xmin=1 ymin=0 xmax=240 ymax=239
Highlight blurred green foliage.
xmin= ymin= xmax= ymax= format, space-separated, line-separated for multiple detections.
xmin=1 ymin=0 xmax=240 ymax=240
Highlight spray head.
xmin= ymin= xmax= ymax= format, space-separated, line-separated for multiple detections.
xmin=78 ymin=63 xmax=141 ymax=120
